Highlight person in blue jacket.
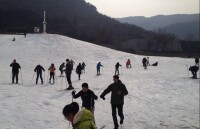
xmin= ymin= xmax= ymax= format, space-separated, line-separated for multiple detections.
xmin=96 ymin=62 xmax=103 ymax=75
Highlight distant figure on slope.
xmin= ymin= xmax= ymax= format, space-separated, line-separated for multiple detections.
xmin=12 ymin=37 xmax=15 ymax=41
xmin=96 ymin=62 xmax=103 ymax=75
xmin=76 ymin=63 xmax=83 ymax=80
xmin=146 ymin=57 xmax=150 ymax=65
xmin=70 ymin=59 xmax=75 ymax=70
xmin=82 ymin=62 xmax=86 ymax=73
xmin=72 ymin=83 xmax=98 ymax=113
xmin=10 ymin=59 xmax=21 ymax=84
xmin=126 ymin=59 xmax=131 ymax=68
xmin=142 ymin=57 xmax=147 ymax=69
xmin=34 ymin=64 xmax=45 ymax=84
xmin=59 ymin=62 xmax=65 ymax=77
xmin=195 ymin=57 xmax=199 ymax=67
xmin=24 ymin=32 xmax=27 ymax=37
xmin=65 ymin=59 xmax=74 ymax=90
xmin=189 ymin=66 xmax=199 ymax=79
xmin=100 ymin=75 xmax=128 ymax=129
xmin=115 ymin=62 xmax=122 ymax=75
xmin=152 ymin=62 xmax=158 ymax=66
xmin=48 ymin=63 xmax=56 ymax=84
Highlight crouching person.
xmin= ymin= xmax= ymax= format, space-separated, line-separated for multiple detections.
xmin=63 ymin=102 xmax=97 ymax=129
xmin=189 ymin=66 xmax=199 ymax=79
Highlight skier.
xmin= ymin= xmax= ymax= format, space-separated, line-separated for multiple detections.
xmin=34 ymin=64 xmax=45 ymax=84
xmin=195 ymin=57 xmax=199 ymax=67
xmin=96 ymin=62 xmax=103 ymax=75
xmin=76 ymin=63 xmax=83 ymax=80
xmin=142 ymin=57 xmax=147 ymax=69
xmin=63 ymin=102 xmax=97 ymax=129
xmin=48 ymin=63 xmax=56 ymax=84
xmin=65 ymin=59 xmax=74 ymax=90
xmin=81 ymin=62 xmax=86 ymax=73
xmin=147 ymin=57 xmax=150 ymax=65
xmin=126 ymin=59 xmax=131 ymax=68
xmin=70 ymin=59 xmax=75 ymax=70
xmin=189 ymin=66 xmax=199 ymax=79
xmin=115 ymin=62 xmax=122 ymax=75
xmin=100 ymin=75 xmax=128 ymax=129
xmin=10 ymin=59 xmax=21 ymax=84
xmin=59 ymin=62 xmax=65 ymax=77
xmin=72 ymin=83 xmax=98 ymax=113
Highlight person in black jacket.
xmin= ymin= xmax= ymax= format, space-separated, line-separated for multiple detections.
xmin=10 ymin=59 xmax=21 ymax=84
xmin=142 ymin=57 xmax=147 ymax=69
xmin=72 ymin=83 xmax=98 ymax=113
xmin=100 ymin=75 xmax=128 ymax=129
xmin=65 ymin=59 xmax=74 ymax=90
xmin=115 ymin=62 xmax=122 ymax=75
xmin=59 ymin=62 xmax=65 ymax=77
xmin=34 ymin=64 xmax=45 ymax=84
xmin=195 ymin=57 xmax=199 ymax=66
xmin=76 ymin=63 xmax=83 ymax=80
xmin=152 ymin=62 xmax=158 ymax=66
xmin=189 ymin=66 xmax=199 ymax=79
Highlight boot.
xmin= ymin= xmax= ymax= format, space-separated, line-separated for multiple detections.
xmin=66 ymin=84 xmax=74 ymax=90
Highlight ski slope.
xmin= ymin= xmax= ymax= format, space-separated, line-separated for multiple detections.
xmin=0 ymin=34 xmax=199 ymax=129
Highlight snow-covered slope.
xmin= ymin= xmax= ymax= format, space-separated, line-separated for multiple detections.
xmin=0 ymin=34 xmax=199 ymax=129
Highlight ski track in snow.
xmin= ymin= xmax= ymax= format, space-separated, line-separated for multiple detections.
xmin=0 ymin=34 xmax=199 ymax=129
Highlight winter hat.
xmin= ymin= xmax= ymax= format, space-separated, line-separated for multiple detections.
xmin=82 ymin=83 xmax=88 ymax=88
xmin=63 ymin=102 xmax=79 ymax=117
xmin=66 ymin=59 xmax=69 ymax=62
xmin=113 ymin=75 xmax=119 ymax=80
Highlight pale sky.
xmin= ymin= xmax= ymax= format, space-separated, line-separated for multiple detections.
xmin=85 ymin=0 xmax=199 ymax=18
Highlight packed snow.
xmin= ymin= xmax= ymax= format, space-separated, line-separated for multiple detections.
xmin=0 ymin=34 xmax=199 ymax=129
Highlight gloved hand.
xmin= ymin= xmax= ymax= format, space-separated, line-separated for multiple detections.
xmin=71 ymin=90 xmax=76 ymax=96
xmin=100 ymin=95 xmax=105 ymax=100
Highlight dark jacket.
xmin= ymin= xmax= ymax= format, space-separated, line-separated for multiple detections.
xmin=76 ymin=64 xmax=82 ymax=74
xmin=101 ymin=81 xmax=128 ymax=105
xmin=195 ymin=58 xmax=199 ymax=64
xmin=73 ymin=89 xmax=98 ymax=109
xmin=189 ymin=66 xmax=199 ymax=72
xmin=82 ymin=62 xmax=86 ymax=69
xmin=34 ymin=65 xmax=45 ymax=73
xmin=59 ymin=63 xmax=65 ymax=71
xmin=142 ymin=58 xmax=147 ymax=64
xmin=96 ymin=63 xmax=103 ymax=69
xmin=115 ymin=62 xmax=121 ymax=69
xmin=65 ymin=63 xmax=72 ymax=75
xmin=10 ymin=63 xmax=21 ymax=73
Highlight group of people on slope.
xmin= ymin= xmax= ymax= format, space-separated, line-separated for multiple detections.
xmin=96 ymin=59 xmax=132 ymax=76
xmin=142 ymin=57 xmax=158 ymax=69
xmin=9 ymin=59 xmax=83 ymax=90
xmin=45 ymin=59 xmax=77 ymax=90
xmin=63 ymin=75 xmax=128 ymax=129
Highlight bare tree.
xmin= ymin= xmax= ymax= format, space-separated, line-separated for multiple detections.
xmin=149 ymin=27 xmax=176 ymax=51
